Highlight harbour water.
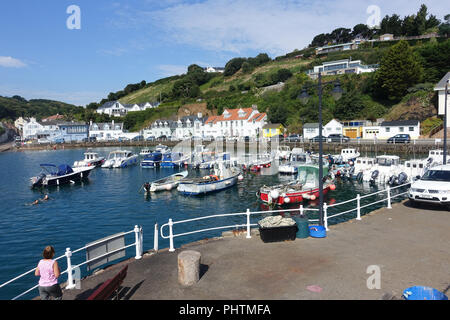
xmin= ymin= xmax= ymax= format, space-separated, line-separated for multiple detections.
xmin=0 ymin=147 xmax=414 ymax=299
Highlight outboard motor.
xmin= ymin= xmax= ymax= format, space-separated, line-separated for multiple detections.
xmin=370 ymin=170 xmax=379 ymax=185
xmin=356 ymin=171 xmax=364 ymax=182
xmin=349 ymin=166 xmax=355 ymax=177
xmin=388 ymin=175 xmax=397 ymax=186
xmin=397 ymin=172 xmax=408 ymax=185
xmin=31 ymin=173 xmax=46 ymax=189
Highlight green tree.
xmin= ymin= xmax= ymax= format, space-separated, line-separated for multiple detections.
xmin=374 ymin=40 xmax=424 ymax=101
xmin=224 ymin=58 xmax=247 ymax=76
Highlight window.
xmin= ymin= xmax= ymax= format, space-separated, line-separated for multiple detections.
xmin=409 ymin=127 xmax=414 ymax=132
xmin=399 ymin=127 xmax=404 ymax=132
xmin=386 ymin=127 xmax=390 ymax=133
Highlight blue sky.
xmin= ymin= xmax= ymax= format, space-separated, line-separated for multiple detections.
xmin=0 ymin=0 xmax=447 ymax=106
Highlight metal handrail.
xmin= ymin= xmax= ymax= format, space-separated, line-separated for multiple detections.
xmin=0 ymin=226 xmax=143 ymax=300
xmin=161 ymin=183 xmax=411 ymax=251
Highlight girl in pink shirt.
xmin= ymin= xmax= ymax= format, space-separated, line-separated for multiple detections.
xmin=35 ymin=246 xmax=63 ymax=300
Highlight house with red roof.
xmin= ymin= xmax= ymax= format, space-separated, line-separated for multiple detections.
xmin=203 ymin=105 xmax=267 ymax=138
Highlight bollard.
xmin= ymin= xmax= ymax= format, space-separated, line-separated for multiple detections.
xmin=246 ymin=209 xmax=251 ymax=239
xmin=154 ymin=223 xmax=159 ymax=252
xmin=168 ymin=219 xmax=175 ymax=252
xmin=356 ymin=194 xmax=361 ymax=220
xmin=134 ymin=225 xmax=142 ymax=259
xmin=65 ymin=248 xmax=76 ymax=289
xmin=178 ymin=250 xmax=201 ymax=286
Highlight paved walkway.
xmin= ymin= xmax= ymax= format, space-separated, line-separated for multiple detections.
xmin=61 ymin=200 xmax=450 ymax=300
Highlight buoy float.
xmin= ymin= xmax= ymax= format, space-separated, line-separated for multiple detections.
xmin=330 ymin=184 xmax=336 ymax=191
xmin=284 ymin=197 xmax=290 ymax=203
xmin=310 ymin=194 xmax=316 ymax=201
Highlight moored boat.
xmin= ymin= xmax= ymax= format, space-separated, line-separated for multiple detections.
xmin=73 ymin=152 xmax=105 ymax=168
xmin=30 ymin=164 xmax=94 ymax=188
xmin=178 ymin=164 xmax=241 ymax=196
xmin=258 ymin=165 xmax=336 ymax=206
xmin=141 ymin=151 xmax=163 ymax=168
xmin=143 ymin=171 xmax=188 ymax=193
xmin=102 ymin=150 xmax=138 ymax=168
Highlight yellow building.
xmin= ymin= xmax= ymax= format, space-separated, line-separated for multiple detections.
xmin=263 ymin=123 xmax=285 ymax=138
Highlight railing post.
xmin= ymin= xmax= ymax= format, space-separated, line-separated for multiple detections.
xmin=299 ymin=204 xmax=304 ymax=217
xmin=134 ymin=225 xmax=142 ymax=260
xmin=139 ymin=226 xmax=144 ymax=257
xmin=356 ymin=194 xmax=361 ymax=220
xmin=65 ymin=248 xmax=76 ymax=290
xmin=246 ymin=209 xmax=252 ymax=239
xmin=323 ymin=203 xmax=329 ymax=231
xmin=154 ymin=223 xmax=159 ymax=252
xmin=168 ymin=219 xmax=175 ymax=252
xmin=387 ymin=186 xmax=392 ymax=209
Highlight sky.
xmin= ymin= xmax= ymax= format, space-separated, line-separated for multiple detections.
xmin=0 ymin=0 xmax=447 ymax=106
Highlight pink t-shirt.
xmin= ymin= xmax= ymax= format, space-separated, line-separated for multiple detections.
xmin=38 ymin=259 xmax=58 ymax=287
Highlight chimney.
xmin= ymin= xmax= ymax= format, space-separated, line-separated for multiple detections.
xmin=252 ymin=104 xmax=258 ymax=111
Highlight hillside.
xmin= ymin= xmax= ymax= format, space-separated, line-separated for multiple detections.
xmin=0 ymin=96 xmax=83 ymax=121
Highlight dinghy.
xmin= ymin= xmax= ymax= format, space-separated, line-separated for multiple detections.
xmin=142 ymin=171 xmax=188 ymax=193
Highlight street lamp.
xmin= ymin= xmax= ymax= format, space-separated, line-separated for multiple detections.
xmin=298 ymin=75 xmax=343 ymax=226
xmin=444 ymin=79 xmax=449 ymax=165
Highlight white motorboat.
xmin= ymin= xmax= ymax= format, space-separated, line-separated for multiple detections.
xmin=73 ymin=152 xmax=105 ymax=168
xmin=142 ymin=171 xmax=188 ymax=193
xmin=278 ymin=148 xmax=311 ymax=174
xmin=358 ymin=155 xmax=405 ymax=185
xmin=332 ymin=148 xmax=360 ymax=164
xmin=102 ymin=150 xmax=138 ymax=168
xmin=274 ymin=146 xmax=291 ymax=160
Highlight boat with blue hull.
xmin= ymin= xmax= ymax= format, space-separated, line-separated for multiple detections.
xmin=141 ymin=151 xmax=163 ymax=168
xmin=30 ymin=164 xmax=95 ymax=188
xmin=160 ymin=152 xmax=188 ymax=168
xmin=177 ymin=164 xmax=241 ymax=196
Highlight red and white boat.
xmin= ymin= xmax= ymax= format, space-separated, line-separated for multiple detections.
xmin=258 ymin=165 xmax=336 ymax=205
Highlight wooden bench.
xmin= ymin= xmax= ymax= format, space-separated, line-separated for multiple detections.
xmin=87 ymin=265 xmax=128 ymax=300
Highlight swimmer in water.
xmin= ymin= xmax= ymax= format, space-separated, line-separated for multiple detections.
xmin=42 ymin=195 xmax=49 ymax=201
xmin=32 ymin=200 xmax=39 ymax=205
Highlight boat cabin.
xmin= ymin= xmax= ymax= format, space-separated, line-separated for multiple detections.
xmin=376 ymin=155 xmax=400 ymax=167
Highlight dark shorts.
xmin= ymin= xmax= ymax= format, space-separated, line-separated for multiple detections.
xmin=39 ymin=284 xmax=63 ymax=300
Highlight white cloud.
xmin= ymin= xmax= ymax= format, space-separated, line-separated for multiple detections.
xmin=0 ymin=56 xmax=27 ymax=68
xmin=114 ymin=0 xmax=448 ymax=56
xmin=156 ymin=64 xmax=187 ymax=77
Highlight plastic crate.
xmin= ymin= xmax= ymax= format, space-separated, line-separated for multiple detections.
xmin=259 ymin=225 xmax=298 ymax=243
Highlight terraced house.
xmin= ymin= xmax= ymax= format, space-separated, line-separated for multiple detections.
xmin=96 ymin=101 xmax=159 ymax=117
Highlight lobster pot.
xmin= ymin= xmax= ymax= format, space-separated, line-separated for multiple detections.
xmin=293 ymin=217 xmax=309 ymax=239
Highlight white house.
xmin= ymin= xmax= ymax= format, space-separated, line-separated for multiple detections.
xmin=324 ymin=119 xmax=343 ymax=136
xmin=144 ymin=120 xmax=177 ymax=139
xmin=362 ymin=126 xmax=382 ymax=139
xmin=174 ymin=114 xmax=207 ymax=139
xmin=96 ymin=101 xmax=158 ymax=117
xmin=303 ymin=123 xmax=319 ymax=139
xmin=307 ymin=59 xmax=378 ymax=80
xmin=22 ymin=118 xmax=44 ymax=140
xmin=379 ymin=120 xmax=420 ymax=140
xmin=434 ymin=72 xmax=450 ymax=126
xmin=89 ymin=121 xmax=125 ymax=141
xmin=203 ymin=107 xmax=267 ymax=138
xmin=204 ymin=67 xmax=225 ymax=73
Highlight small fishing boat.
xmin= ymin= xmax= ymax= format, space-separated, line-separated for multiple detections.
xmin=102 ymin=150 xmax=138 ymax=168
xmin=178 ymin=164 xmax=241 ymax=196
xmin=258 ymin=165 xmax=336 ymax=206
xmin=30 ymin=164 xmax=94 ymax=188
xmin=278 ymin=148 xmax=311 ymax=174
xmin=141 ymin=151 xmax=163 ymax=168
xmin=160 ymin=152 xmax=189 ymax=168
xmin=274 ymin=146 xmax=291 ymax=160
xmin=140 ymin=148 xmax=152 ymax=156
xmin=331 ymin=148 xmax=360 ymax=165
xmin=142 ymin=171 xmax=188 ymax=193
xmin=73 ymin=152 xmax=105 ymax=168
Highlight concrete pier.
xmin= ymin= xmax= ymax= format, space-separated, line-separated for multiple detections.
xmin=60 ymin=200 xmax=450 ymax=300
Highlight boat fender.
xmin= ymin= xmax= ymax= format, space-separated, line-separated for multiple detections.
xmin=210 ymin=175 xmax=219 ymax=181
xmin=269 ymin=190 xmax=279 ymax=200
xmin=284 ymin=197 xmax=290 ymax=203
xmin=310 ymin=194 xmax=316 ymax=201
xmin=329 ymin=184 xmax=336 ymax=191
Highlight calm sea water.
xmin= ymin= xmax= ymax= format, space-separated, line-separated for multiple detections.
xmin=0 ymin=147 xmax=413 ymax=299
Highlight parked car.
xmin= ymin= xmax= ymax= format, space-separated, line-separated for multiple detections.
xmin=132 ymin=135 xmax=144 ymax=141
xmin=82 ymin=137 xmax=97 ymax=142
xmin=118 ymin=136 xmax=130 ymax=142
xmin=54 ymin=138 xmax=65 ymax=144
xmin=409 ymin=164 xmax=450 ymax=208
xmin=215 ymin=136 xmax=226 ymax=141
xmin=38 ymin=138 xmax=51 ymax=144
xmin=387 ymin=134 xmax=411 ymax=144
xmin=270 ymin=134 xmax=285 ymax=141
xmin=327 ymin=134 xmax=350 ymax=143
xmin=309 ymin=135 xmax=327 ymax=143
xmin=286 ymin=134 xmax=302 ymax=142
xmin=242 ymin=136 xmax=251 ymax=142
xmin=157 ymin=135 xmax=168 ymax=141
xmin=146 ymin=136 xmax=156 ymax=141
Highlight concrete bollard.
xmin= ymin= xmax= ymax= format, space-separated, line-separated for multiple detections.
xmin=178 ymin=250 xmax=201 ymax=286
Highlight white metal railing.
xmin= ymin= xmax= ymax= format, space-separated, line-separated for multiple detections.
xmin=0 ymin=225 xmax=143 ymax=300
xmin=160 ymin=183 xmax=411 ymax=251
